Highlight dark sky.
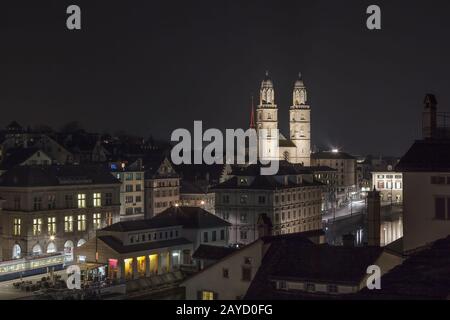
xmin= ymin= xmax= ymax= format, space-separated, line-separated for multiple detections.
xmin=1 ymin=0 xmax=450 ymax=157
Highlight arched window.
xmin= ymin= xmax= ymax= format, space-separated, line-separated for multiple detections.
xmin=12 ymin=244 xmax=21 ymax=259
xmin=64 ymin=240 xmax=74 ymax=261
xmin=77 ymin=239 xmax=86 ymax=247
xmin=47 ymin=242 xmax=57 ymax=253
xmin=32 ymin=244 xmax=42 ymax=256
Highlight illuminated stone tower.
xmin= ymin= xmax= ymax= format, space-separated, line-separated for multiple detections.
xmin=256 ymin=71 xmax=279 ymax=160
xmin=289 ymin=73 xmax=311 ymax=165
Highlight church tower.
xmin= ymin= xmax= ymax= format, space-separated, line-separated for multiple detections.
xmin=256 ymin=71 xmax=279 ymax=160
xmin=289 ymin=73 xmax=311 ymax=166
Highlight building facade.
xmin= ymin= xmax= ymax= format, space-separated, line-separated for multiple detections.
xmin=396 ymin=94 xmax=450 ymax=252
xmin=213 ymin=164 xmax=323 ymax=245
xmin=111 ymin=162 xmax=145 ymax=221
xmin=311 ymin=151 xmax=357 ymax=205
xmin=144 ymin=156 xmax=180 ymax=218
xmin=0 ymin=165 xmax=121 ymax=261
xmin=371 ymin=171 xmax=403 ymax=204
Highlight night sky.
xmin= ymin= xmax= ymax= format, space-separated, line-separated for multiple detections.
xmin=1 ymin=0 xmax=450 ymax=157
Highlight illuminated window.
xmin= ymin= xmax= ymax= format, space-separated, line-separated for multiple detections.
xmin=202 ymin=291 xmax=214 ymax=300
xmin=124 ymin=258 xmax=133 ymax=280
xmin=77 ymin=215 xmax=86 ymax=231
xmin=93 ymin=213 xmax=101 ymax=230
xmin=33 ymin=218 xmax=42 ymax=235
xmin=137 ymin=256 xmax=146 ymax=277
xmin=48 ymin=217 xmax=56 ymax=235
xmin=64 ymin=216 xmax=73 ymax=232
xmin=77 ymin=194 xmax=86 ymax=208
xmin=105 ymin=212 xmax=113 ymax=226
xmin=93 ymin=193 xmax=101 ymax=207
xmin=13 ymin=218 xmax=21 ymax=236
xmin=149 ymin=254 xmax=158 ymax=275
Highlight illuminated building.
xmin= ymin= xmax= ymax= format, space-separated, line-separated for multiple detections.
xmin=212 ymin=162 xmax=323 ymax=245
xmin=0 ymin=165 xmax=121 ymax=262
xmin=255 ymin=72 xmax=311 ymax=165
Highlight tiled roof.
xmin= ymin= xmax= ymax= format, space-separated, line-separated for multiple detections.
xmin=311 ymin=151 xmax=356 ymax=160
xmin=150 ymin=206 xmax=231 ymax=229
xmin=360 ymin=236 xmax=450 ymax=299
xmin=245 ymin=240 xmax=383 ymax=300
xmin=99 ymin=235 xmax=192 ymax=254
xmin=0 ymin=164 xmax=121 ymax=187
xmin=212 ymin=175 xmax=323 ymax=191
xmin=193 ymin=245 xmax=238 ymax=260
xmin=396 ymin=139 xmax=450 ymax=172
xmin=0 ymin=148 xmax=47 ymax=169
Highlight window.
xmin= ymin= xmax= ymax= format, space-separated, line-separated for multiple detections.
xmin=125 ymin=207 xmax=134 ymax=215
xmin=77 ymin=214 xmax=86 ymax=231
xmin=305 ymin=283 xmax=316 ymax=292
xmin=93 ymin=213 xmax=101 ymax=230
xmin=203 ymin=232 xmax=209 ymax=243
xmin=136 ymin=173 xmax=143 ymax=180
xmin=33 ymin=197 xmax=42 ymax=211
xmin=258 ymin=196 xmax=266 ymax=204
xmin=125 ymin=185 xmax=133 ymax=192
xmin=77 ymin=194 xmax=86 ymax=208
xmin=136 ymin=196 xmax=142 ymax=203
xmin=93 ymin=193 xmax=101 ymax=207
xmin=33 ymin=218 xmax=42 ymax=235
xmin=242 ymin=266 xmax=252 ymax=281
xmin=136 ymin=184 xmax=142 ymax=191
xmin=431 ymin=176 xmax=446 ymax=185
xmin=435 ymin=197 xmax=446 ymax=220
xmin=125 ymin=196 xmax=133 ymax=203
xmin=201 ymin=291 xmax=214 ymax=300
xmin=125 ymin=173 xmax=133 ymax=181
xmin=48 ymin=217 xmax=56 ymax=235
xmin=223 ymin=268 xmax=229 ymax=278
xmin=64 ymin=216 xmax=73 ymax=232
xmin=14 ymin=197 xmax=21 ymax=210
xmin=105 ymin=193 xmax=113 ymax=205
xmin=48 ymin=195 xmax=56 ymax=209
xmin=13 ymin=218 xmax=21 ymax=236
xmin=220 ymin=229 xmax=225 ymax=240
xmin=212 ymin=230 xmax=217 ymax=241
xmin=240 ymin=213 xmax=247 ymax=223
xmin=223 ymin=195 xmax=230 ymax=204
xmin=240 ymin=230 xmax=248 ymax=240
xmin=328 ymin=284 xmax=338 ymax=293
xmin=105 ymin=212 xmax=113 ymax=226
xmin=65 ymin=195 xmax=73 ymax=208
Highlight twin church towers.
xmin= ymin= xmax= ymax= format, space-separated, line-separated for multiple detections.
xmin=253 ymin=71 xmax=311 ymax=166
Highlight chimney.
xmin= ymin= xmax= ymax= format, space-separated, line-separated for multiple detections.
xmin=367 ymin=188 xmax=381 ymax=247
xmin=422 ymin=94 xmax=437 ymax=139
xmin=342 ymin=233 xmax=355 ymax=247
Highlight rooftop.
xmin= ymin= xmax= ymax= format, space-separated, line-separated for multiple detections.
xmin=396 ymin=139 xmax=450 ymax=172
xmin=193 ymin=244 xmax=238 ymax=261
xmin=311 ymin=151 xmax=356 ymax=160
xmin=150 ymin=206 xmax=231 ymax=229
xmin=99 ymin=235 xmax=192 ymax=254
xmin=0 ymin=165 xmax=121 ymax=187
